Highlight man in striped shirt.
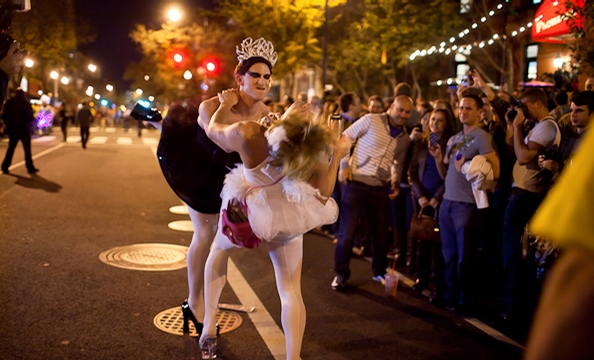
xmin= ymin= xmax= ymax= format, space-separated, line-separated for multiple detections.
xmin=332 ymin=95 xmax=413 ymax=290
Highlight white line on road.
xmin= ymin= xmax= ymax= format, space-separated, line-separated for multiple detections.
xmin=142 ymin=138 xmax=159 ymax=146
xmin=116 ymin=137 xmax=133 ymax=145
xmin=67 ymin=136 xmax=81 ymax=143
xmin=32 ymin=135 xmax=57 ymax=142
xmin=89 ymin=136 xmax=108 ymax=144
xmin=227 ymin=259 xmax=289 ymax=360
xmin=7 ymin=142 xmax=65 ymax=171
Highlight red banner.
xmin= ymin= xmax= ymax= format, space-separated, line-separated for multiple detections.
xmin=532 ymin=0 xmax=585 ymax=43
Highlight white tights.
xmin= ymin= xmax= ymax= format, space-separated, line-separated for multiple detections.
xmin=200 ymin=232 xmax=306 ymax=360
xmin=186 ymin=207 xmax=218 ymax=321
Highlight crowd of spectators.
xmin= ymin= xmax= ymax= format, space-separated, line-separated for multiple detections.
xmin=269 ymin=72 xmax=594 ymax=339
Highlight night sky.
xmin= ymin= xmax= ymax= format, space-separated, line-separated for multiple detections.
xmin=74 ymin=0 xmax=214 ymax=89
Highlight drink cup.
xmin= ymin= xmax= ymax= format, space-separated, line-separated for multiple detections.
xmin=384 ymin=272 xmax=399 ymax=299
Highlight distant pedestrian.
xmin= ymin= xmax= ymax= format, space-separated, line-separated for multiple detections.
xmin=57 ymin=104 xmax=68 ymax=141
xmin=76 ymin=102 xmax=93 ymax=149
xmin=1 ymin=89 xmax=38 ymax=174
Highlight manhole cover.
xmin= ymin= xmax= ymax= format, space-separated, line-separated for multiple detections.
xmin=99 ymin=243 xmax=188 ymax=271
xmin=154 ymin=307 xmax=242 ymax=336
xmin=168 ymin=220 xmax=194 ymax=232
xmin=169 ymin=205 xmax=189 ymax=215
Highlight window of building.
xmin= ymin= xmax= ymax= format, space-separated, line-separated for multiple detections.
xmin=524 ymin=44 xmax=539 ymax=81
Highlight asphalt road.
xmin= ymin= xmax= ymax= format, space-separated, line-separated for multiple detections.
xmin=0 ymin=126 xmax=523 ymax=360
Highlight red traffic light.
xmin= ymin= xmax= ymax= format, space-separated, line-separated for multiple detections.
xmin=203 ymin=58 xmax=220 ymax=75
xmin=167 ymin=48 xmax=189 ymax=69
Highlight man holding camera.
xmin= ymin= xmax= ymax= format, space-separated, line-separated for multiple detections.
xmin=501 ymin=88 xmax=561 ymax=325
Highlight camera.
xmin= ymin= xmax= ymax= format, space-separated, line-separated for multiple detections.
xmin=507 ymin=98 xmax=532 ymax=122
xmin=130 ymin=100 xmax=163 ymax=122
xmin=461 ymin=75 xmax=473 ymax=87
xmin=0 ymin=0 xmax=30 ymax=59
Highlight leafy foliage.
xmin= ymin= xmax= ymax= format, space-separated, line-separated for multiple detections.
xmin=563 ymin=0 xmax=594 ymax=76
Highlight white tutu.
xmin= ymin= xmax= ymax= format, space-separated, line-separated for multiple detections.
xmin=221 ymin=164 xmax=338 ymax=242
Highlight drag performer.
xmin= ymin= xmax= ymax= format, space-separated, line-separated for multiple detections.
xmin=152 ymin=38 xmax=275 ymax=336
xmin=198 ymin=88 xmax=347 ymax=359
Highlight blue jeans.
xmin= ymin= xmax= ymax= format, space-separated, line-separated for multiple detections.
xmin=439 ymin=199 xmax=479 ymax=305
xmin=501 ymin=188 xmax=545 ymax=318
xmin=335 ymin=181 xmax=390 ymax=279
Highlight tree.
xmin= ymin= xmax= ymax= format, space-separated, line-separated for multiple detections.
xmin=8 ymin=0 xmax=94 ymax=95
xmin=564 ymin=0 xmax=594 ymax=76
xmin=125 ymin=17 xmax=239 ymax=104
xmin=325 ymin=0 xmax=464 ymax=99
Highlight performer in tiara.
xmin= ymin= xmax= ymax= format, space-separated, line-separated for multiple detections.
xmin=153 ymin=38 xmax=278 ymax=337
xmin=198 ymin=85 xmax=348 ymax=359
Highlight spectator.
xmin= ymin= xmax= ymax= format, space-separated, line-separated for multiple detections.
xmin=584 ymin=75 xmax=594 ymax=91
xmin=539 ymin=90 xmax=594 ymax=176
xmin=57 ymin=103 xmax=68 ymax=142
xmin=1 ymin=89 xmax=38 ymax=174
xmin=436 ymin=93 xmax=500 ymax=312
xmin=297 ymin=91 xmax=308 ymax=103
xmin=367 ymin=95 xmax=384 ymax=114
xmin=408 ymin=108 xmax=455 ymax=295
xmin=394 ymin=82 xmax=421 ymax=132
xmin=332 ymin=95 xmax=412 ymax=290
xmin=549 ymin=91 xmax=570 ymax=121
xmin=501 ymin=88 xmax=561 ymax=324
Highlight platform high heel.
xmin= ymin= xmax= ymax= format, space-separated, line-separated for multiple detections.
xmin=181 ymin=300 xmax=203 ymax=335
xmin=200 ymin=337 xmax=217 ymax=359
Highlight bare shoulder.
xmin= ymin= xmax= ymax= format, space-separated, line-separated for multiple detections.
xmin=198 ymin=96 xmax=220 ymax=127
xmin=199 ymin=96 xmax=220 ymax=117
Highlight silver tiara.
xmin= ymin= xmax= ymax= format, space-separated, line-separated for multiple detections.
xmin=236 ymin=37 xmax=278 ymax=67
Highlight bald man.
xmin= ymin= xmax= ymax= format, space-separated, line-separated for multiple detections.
xmin=332 ymin=95 xmax=413 ymax=290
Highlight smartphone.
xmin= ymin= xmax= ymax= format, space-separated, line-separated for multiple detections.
xmin=429 ymin=132 xmax=439 ymax=147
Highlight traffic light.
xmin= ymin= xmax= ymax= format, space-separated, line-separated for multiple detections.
xmin=167 ymin=48 xmax=189 ymax=69
xmin=203 ymin=58 xmax=220 ymax=75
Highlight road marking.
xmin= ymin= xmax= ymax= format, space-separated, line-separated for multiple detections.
xmin=105 ymin=128 xmax=116 ymax=133
xmin=32 ymin=135 xmax=57 ymax=142
xmin=227 ymin=259 xmax=288 ymax=360
xmin=67 ymin=136 xmax=81 ymax=143
xmin=116 ymin=137 xmax=133 ymax=145
xmin=142 ymin=138 xmax=159 ymax=146
xmin=89 ymin=136 xmax=108 ymax=144
xmin=7 ymin=143 xmax=65 ymax=171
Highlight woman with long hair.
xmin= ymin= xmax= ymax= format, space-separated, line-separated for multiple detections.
xmin=199 ymin=96 xmax=348 ymax=359
xmin=408 ymin=109 xmax=455 ymax=297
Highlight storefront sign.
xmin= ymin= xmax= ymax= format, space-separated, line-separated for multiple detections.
xmin=532 ymin=0 xmax=584 ymax=43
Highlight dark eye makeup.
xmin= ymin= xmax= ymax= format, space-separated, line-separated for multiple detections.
xmin=247 ymin=71 xmax=271 ymax=80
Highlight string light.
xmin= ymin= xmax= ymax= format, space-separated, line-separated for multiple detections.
xmin=410 ymin=16 xmax=535 ymax=61
xmin=409 ymin=1 xmax=509 ymax=60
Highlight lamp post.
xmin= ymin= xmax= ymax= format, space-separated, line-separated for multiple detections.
xmin=50 ymin=70 xmax=59 ymax=101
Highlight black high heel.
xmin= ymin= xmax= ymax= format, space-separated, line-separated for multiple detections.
xmin=181 ymin=300 xmax=203 ymax=335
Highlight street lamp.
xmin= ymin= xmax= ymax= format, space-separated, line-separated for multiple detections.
xmin=183 ymin=70 xmax=193 ymax=80
xmin=106 ymin=84 xmax=114 ymax=92
xmin=167 ymin=7 xmax=182 ymax=22
xmin=60 ymin=76 xmax=69 ymax=85
xmin=88 ymin=63 xmax=97 ymax=73
xmin=135 ymin=88 xmax=143 ymax=96
xmin=24 ymin=58 xmax=34 ymax=68
xmin=86 ymin=86 xmax=94 ymax=97
xmin=50 ymin=70 xmax=59 ymax=100
xmin=553 ymin=54 xmax=563 ymax=69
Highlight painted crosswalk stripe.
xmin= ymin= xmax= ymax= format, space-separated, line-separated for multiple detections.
xmin=142 ymin=138 xmax=158 ymax=146
xmin=89 ymin=136 xmax=108 ymax=144
xmin=105 ymin=128 xmax=116 ymax=133
xmin=67 ymin=136 xmax=81 ymax=143
xmin=116 ymin=137 xmax=133 ymax=145
xmin=32 ymin=136 xmax=57 ymax=142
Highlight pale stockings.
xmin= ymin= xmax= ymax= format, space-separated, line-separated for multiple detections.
xmin=200 ymin=233 xmax=306 ymax=360
xmin=186 ymin=206 xmax=218 ymax=321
